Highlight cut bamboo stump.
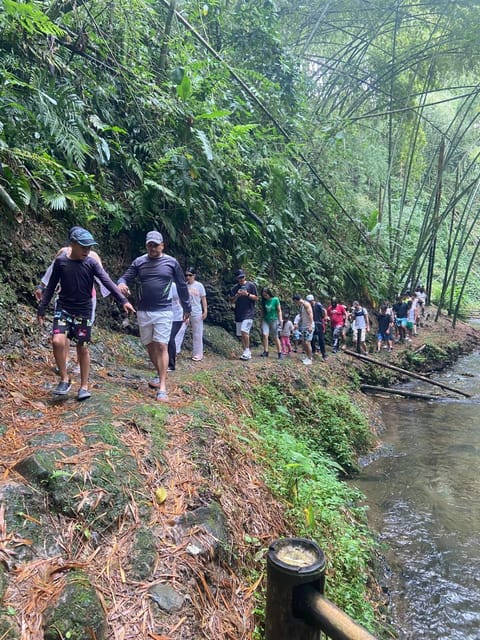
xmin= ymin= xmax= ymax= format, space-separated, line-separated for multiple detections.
xmin=344 ymin=349 xmax=471 ymax=398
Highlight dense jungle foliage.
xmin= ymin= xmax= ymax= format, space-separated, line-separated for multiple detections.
xmin=2 ymin=0 xmax=480 ymax=312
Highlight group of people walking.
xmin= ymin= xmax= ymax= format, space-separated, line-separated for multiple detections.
xmin=36 ymin=228 xmax=207 ymax=403
xmin=35 ymin=227 xmax=426 ymax=401
xmin=228 ymin=269 xmax=426 ymax=364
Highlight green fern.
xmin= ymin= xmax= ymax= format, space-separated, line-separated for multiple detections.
xmin=42 ymin=191 xmax=67 ymax=211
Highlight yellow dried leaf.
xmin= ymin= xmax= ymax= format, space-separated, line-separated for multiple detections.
xmin=154 ymin=487 xmax=167 ymax=505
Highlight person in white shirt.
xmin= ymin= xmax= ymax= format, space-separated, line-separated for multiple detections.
xmin=350 ymin=300 xmax=370 ymax=354
xmin=185 ymin=267 xmax=208 ymax=361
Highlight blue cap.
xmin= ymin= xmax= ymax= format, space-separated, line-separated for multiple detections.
xmin=70 ymin=228 xmax=98 ymax=247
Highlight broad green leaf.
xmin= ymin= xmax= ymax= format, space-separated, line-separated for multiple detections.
xmin=176 ymin=74 xmax=192 ymax=102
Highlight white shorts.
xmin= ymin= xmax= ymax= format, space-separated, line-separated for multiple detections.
xmin=353 ymin=327 xmax=366 ymax=343
xmin=236 ymin=319 xmax=254 ymax=336
xmin=137 ymin=310 xmax=173 ymax=345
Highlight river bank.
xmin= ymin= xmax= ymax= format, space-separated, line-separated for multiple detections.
xmin=353 ymin=349 xmax=480 ymax=639
xmin=0 ymin=306 xmax=478 ymax=639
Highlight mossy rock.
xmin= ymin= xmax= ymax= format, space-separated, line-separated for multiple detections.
xmin=129 ymin=526 xmax=157 ymax=581
xmin=14 ymin=437 xmax=140 ymax=531
xmin=203 ymin=325 xmax=242 ymax=358
xmin=43 ymin=570 xmax=105 ymax=640
xmin=0 ymin=481 xmax=50 ymax=561
xmin=46 ymin=450 xmax=139 ymax=530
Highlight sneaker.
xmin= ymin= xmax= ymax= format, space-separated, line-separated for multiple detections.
xmin=260 ymin=351 xmax=269 ymax=358
xmin=192 ymin=355 xmax=203 ymax=361
xmin=167 ymin=367 xmax=174 ymax=372
xmin=277 ymin=353 xmax=283 ymax=360
xmin=156 ymin=390 xmax=169 ymax=403
xmin=148 ymin=376 xmax=160 ymax=389
xmin=53 ymin=380 xmax=72 ymax=395
xmin=239 ymin=350 xmax=251 ymax=360
xmin=302 ymin=357 xmax=313 ymax=365
xmin=77 ymin=388 xmax=92 ymax=401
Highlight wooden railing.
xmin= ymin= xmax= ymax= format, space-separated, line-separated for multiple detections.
xmin=265 ymin=538 xmax=378 ymax=640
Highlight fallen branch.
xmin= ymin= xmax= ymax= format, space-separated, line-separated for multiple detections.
xmin=344 ymin=349 xmax=471 ymax=397
xmin=360 ymin=385 xmax=446 ymax=401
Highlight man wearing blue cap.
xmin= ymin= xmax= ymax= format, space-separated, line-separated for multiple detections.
xmin=37 ymin=228 xmax=136 ymax=400
xmin=118 ymin=230 xmax=191 ymax=402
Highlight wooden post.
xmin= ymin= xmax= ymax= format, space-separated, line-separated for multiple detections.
xmin=265 ymin=538 xmax=325 ymax=640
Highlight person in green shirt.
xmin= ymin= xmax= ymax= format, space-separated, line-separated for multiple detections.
xmin=260 ymin=287 xmax=283 ymax=359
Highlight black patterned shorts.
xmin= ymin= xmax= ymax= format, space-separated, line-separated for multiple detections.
xmin=52 ymin=310 xmax=92 ymax=345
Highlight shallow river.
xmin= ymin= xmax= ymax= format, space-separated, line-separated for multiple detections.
xmin=353 ymin=351 xmax=480 ymax=640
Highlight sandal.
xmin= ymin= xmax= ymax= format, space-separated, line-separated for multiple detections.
xmin=148 ymin=376 xmax=160 ymax=389
xmin=156 ymin=390 xmax=169 ymax=403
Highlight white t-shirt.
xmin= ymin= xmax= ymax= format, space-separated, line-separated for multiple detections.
xmin=188 ymin=280 xmax=206 ymax=317
xmin=170 ymin=283 xmax=184 ymax=322
xmin=351 ymin=307 xmax=368 ymax=331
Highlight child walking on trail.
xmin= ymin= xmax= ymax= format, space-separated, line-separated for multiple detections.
xmin=292 ymin=312 xmax=301 ymax=352
xmin=37 ymin=228 xmax=135 ymax=400
xmin=279 ymin=315 xmax=294 ymax=355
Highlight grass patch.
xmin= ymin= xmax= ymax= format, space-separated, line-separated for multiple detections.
xmin=236 ymin=379 xmax=380 ymax=634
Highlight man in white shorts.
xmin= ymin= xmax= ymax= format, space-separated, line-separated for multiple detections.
xmin=228 ymin=269 xmax=258 ymax=360
xmin=118 ymin=231 xmax=191 ymax=402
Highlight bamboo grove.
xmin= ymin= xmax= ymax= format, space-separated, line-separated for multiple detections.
xmin=2 ymin=0 xmax=480 ymax=316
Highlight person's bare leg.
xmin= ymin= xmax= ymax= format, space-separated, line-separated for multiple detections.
xmin=147 ymin=341 xmax=168 ymax=392
xmin=262 ymin=333 xmax=269 ymax=352
xmin=304 ymin=340 xmax=312 ymax=359
xmin=275 ymin=334 xmax=282 ymax=355
xmin=77 ymin=343 xmax=90 ymax=389
xmin=52 ymin=334 xmax=69 ymax=382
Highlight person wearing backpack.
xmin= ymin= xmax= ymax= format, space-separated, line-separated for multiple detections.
xmin=351 ymin=300 xmax=370 ymax=354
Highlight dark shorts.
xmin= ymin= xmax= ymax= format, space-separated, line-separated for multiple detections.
xmin=377 ymin=331 xmax=390 ymax=342
xmin=53 ymin=310 xmax=93 ymax=345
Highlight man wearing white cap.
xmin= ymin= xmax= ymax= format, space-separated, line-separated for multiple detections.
xmin=118 ymin=231 xmax=191 ymax=402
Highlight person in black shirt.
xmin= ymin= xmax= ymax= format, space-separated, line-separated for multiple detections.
xmin=376 ymin=304 xmax=394 ymax=352
xmin=228 ymin=270 xmax=258 ymax=360
xmin=307 ymin=294 xmax=327 ymax=359
xmin=392 ymin=295 xmax=408 ymax=343
xmin=37 ymin=228 xmax=135 ymax=399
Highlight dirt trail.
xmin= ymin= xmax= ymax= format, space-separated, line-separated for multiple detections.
xmin=0 ymin=309 xmax=477 ymax=639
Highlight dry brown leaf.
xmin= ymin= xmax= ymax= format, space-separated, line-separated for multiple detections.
xmin=9 ymin=391 xmax=26 ymax=405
